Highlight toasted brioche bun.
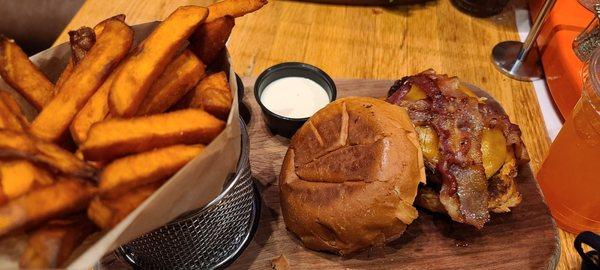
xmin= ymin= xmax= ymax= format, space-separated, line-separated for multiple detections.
xmin=279 ymin=97 xmax=425 ymax=255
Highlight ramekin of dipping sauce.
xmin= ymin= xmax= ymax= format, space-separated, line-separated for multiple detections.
xmin=254 ymin=62 xmax=336 ymax=138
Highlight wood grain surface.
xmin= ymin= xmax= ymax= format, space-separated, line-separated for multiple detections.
xmin=234 ymin=77 xmax=559 ymax=269
xmin=54 ymin=0 xmax=581 ymax=268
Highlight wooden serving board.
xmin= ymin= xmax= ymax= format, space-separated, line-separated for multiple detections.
xmin=230 ymin=78 xmax=559 ymax=270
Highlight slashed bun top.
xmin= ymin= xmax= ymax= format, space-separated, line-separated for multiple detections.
xmin=279 ymin=96 xmax=425 ymax=255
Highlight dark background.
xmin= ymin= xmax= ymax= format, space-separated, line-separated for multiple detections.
xmin=0 ymin=0 xmax=84 ymax=55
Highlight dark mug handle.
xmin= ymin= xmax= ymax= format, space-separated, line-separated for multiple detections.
xmin=575 ymin=231 xmax=600 ymax=270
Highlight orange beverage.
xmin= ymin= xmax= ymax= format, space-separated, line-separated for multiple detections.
xmin=537 ymin=49 xmax=600 ymax=234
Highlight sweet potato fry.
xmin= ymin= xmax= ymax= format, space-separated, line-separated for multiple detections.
xmin=0 ymin=91 xmax=36 ymax=203
xmin=55 ymin=27 xmax=96 ymax=96
xmin=56 ymin=27 xmax=96 ymax=91
xmin=189 ymin=16 xmax=235 ymax=65
xmin=19 ymin=215 xmax=96 ymax=269
xmin=0 ymin=36 xmax=54 ymax=110
xmin=0 ymin=160 xmax=54 ymax=201
xmin=190 ymin=71 xmax=232 ymax=120
xmin=54 ymin=61 xmax=74 ymax=91
xmin=206 ymin=0 xmax=267 ymax=22
xmin=109 ymin=6 xmax=208 ymax=117
xmin=135 ymin=50 xmax=205 ymax=116
xmin=55 ymin=14 xmax=126 ymax=91
xmin=0 ymin=130 xmax=96 ymax=179
xmin=0 ymin=91 xmax=24 ymax=115
xmin=93 ymin=14 xmax=126 ymax=34
xmin=0 ymin=91 xmax=28 ymax=131
xmin=69 ymin=67 xmax=119 ymax=144
xmin=0 ymin=178 xmax=96 ymax=237
xmin=99 ymin=144 xmax=203 ymax=198
xmin=31 ymin=19 xmax=133 ymax=142
xmin=81 ymin=109 xmax=224 ymax=161
xmin=71 ymin=15 xmax=126 ymax=65
xmin=67 ymin=17 xmax=131 ymax=144
xmin=88 ymin=182 xmax=162 ymax=229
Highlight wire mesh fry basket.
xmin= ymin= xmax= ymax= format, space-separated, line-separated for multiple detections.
xmin=115 ymin=117 xmax=260 ymax=269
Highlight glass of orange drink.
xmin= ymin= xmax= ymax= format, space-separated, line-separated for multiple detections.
xmin=537 ymin=48 xmax=600 ymax=234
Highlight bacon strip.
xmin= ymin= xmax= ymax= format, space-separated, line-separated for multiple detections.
xmin=387 ymin=70 xmax=491 ymax=228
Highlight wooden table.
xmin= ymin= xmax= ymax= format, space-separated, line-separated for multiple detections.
xmin=55 ymin=0 xmax=581 ymax=268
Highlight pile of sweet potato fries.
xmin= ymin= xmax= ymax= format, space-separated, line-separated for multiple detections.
xmin=0 ymin=0 xmax=266 ymax=267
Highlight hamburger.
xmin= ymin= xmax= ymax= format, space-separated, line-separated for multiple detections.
xmin=279 ymin=97 xmax=425 ymax=255
xmin=386 ymin=69 xmax=529 ymax=229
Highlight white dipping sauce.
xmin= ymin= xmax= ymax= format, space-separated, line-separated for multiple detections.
xmin=260 ymin=77 xmax=330 ymax=119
